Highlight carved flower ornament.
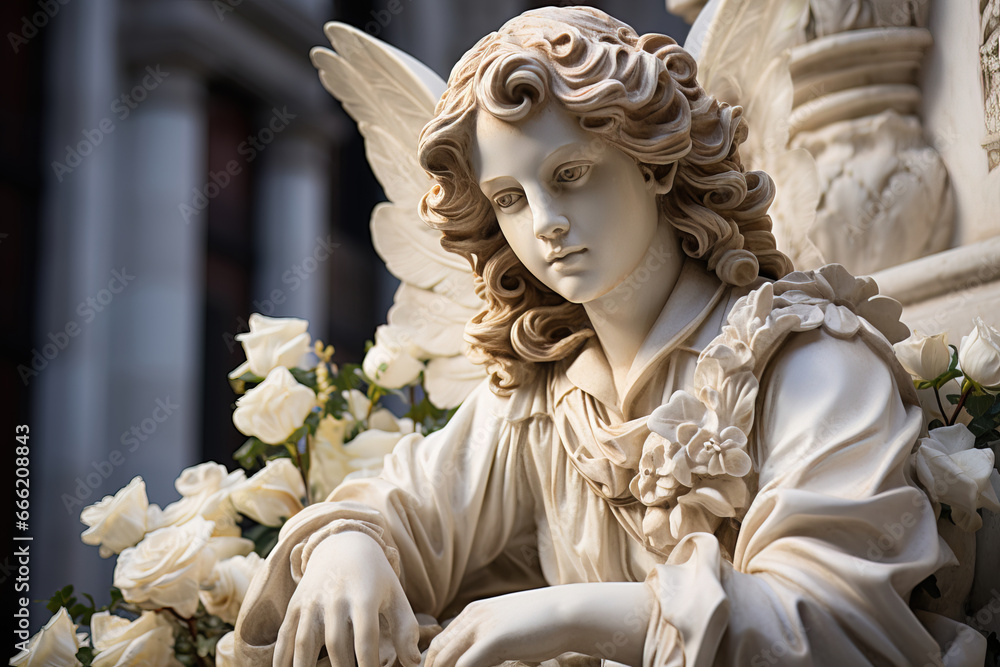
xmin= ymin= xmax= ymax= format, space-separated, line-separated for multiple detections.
xmin=630 ymin=265 xmax=909 ymax=553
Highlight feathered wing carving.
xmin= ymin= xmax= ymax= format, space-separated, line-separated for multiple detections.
xmin=311 ymin=24 xmax=486 ymax=408
xmin=685 ymin=0 xmax=825 ymax=270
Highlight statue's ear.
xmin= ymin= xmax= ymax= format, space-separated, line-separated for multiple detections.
xmin=641 ymin=162 xmax=678 ymax=195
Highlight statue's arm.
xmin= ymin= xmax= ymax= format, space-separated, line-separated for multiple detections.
xmin=642 ymin=329 xmax=964 ymax=666
xmin=233 ymin=381 xmax=539 ymax=664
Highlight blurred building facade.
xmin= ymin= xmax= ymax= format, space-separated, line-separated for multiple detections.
xmin=3 ymin=0 xmax=688 ymax=628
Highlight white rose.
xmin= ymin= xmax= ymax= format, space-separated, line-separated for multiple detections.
xmin=308 ymin=415 xmax=352 ymax=500
xmin=114 ymin=516 xmax=253 ymax=618
xmin=893 ymin=331 xmax=950 ymax=382
xmin=362 ymin=324 xmax=424 ymax=388
xmin=230 ymin=458 xmax=305 ymax=526
xmin=198 ymin=552 xmax=264 ymax=624
xmin=147 ymin=463 xmax=245 ymax=537
xmin=81 ymin=476 xmax=150 ymax=558
xmin=233 ymin=367 xmax=317 ymax=445
xmin=959 ymin=317 xmax=1000 ymax=388
xmin=911 ymin=424 xmax=1000 ymax=532
xmin=229 ymin=313 xmax=311 ymax=379
xmin=90 ymin=611 xmax=181 ymax=667
xmin=342 ymin=388 xmax=371 ymax=424
xmin=343 ymin=429 xmax=416 ymax=476
xmin=214 ymin=631 xmax=237 ymax=667
xmin=307 ymin=413 xmax=417 ymax=499
xmin=10 ymin=607 xmax=87 ymax=667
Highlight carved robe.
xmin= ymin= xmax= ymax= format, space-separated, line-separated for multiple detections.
xmin=235 ymin=260 xmax=985 ymax=666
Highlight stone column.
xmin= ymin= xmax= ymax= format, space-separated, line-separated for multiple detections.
xmin=106 ymin=65 xmax=207 ymax=504
xmin=253 ymin=129 xmax=332 ymax=327
xmin=32 ymin=0 xmax=122 ymax=626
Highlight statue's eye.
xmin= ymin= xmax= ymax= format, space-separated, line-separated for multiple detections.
xmin=555 ymin=164 xmax=590 ymax=183
xmin=494 ymin=192 xmax=523 ymax=209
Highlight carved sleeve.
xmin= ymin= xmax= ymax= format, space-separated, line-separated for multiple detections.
xmin=234 ymin=382 xmax=541 ymax=662
xmin=642 ymin=329 xmax=977 ymax=666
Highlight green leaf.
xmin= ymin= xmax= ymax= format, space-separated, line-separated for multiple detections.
xmin=963 ymin=392 xmax=997 ymax=419
xmin=975 ymin=428 xmax=1000 ymax=449
xmin=228 ymin=370 xmax=263 ymax=396
xmin=196 ymin=632 xmax=224 ymax=658
xmin=990 ymin=397 xmax=1000 ymax=416
xmin=289 ymin=425 xmax=309 ymax=444
xmin=243 ymin=523 xmax=282 ymax=558
xmin=234 ymin=437 xmax=268 ymax=470
xmin=968 ymin=416 xmax=995 ymax=437
xmin=928 ymin=418 xmax=945 ymax=431
xmin=304 ymin=410 xmax=320 ymax=434
xmin=76 ymin=646 xmax=95 ymax=666
xmin=108 ymin=587 xmax=124 ymax=611
xmin=46 ymin=586 xmax=76 ymax=616
xmin=405 ymin=396 xmax=459 ymax=435
xmin=290 ymin=367 xmax=319 ymax=391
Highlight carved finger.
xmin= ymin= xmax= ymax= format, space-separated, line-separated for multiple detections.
xmin=274 ymin=606 xmax=301 ymax=667
xmin=292 ymin=609 xmax=324 ymax=667
xmin=387 ymin=600 xmax=422 ymax=667
xmin=454 ymin=642 xmax=507 ymax=667
xmin=352 ymin=611 xmax=381 ymax=667
xmin=323 ymin=614 xmax=355 ymax=667
xmin=424 ymin=621 xmax=477 ymax=667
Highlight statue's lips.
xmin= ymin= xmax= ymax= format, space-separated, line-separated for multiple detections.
xmin=546 ymin=247 xmax=587 ymax=263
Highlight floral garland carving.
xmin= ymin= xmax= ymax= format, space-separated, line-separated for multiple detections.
xmin=630 ymin=264 xmax=909 ymax=553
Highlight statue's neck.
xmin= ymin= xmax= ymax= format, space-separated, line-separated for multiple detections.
xmin=583 ymin=224 xmax=683 ymax=400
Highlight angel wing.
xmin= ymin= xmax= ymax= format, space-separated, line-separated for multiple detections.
xmin=311 ymin=24 xmax=486 ymax=408
xmin=685 ymin=0 xmax=825 ymax=270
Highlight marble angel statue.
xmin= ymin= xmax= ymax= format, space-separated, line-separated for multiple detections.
xmin=233 ymin=6 xmax=994 ymax=666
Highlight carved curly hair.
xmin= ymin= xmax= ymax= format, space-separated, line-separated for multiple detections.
xmin=417 ymin=6 xmax=793 ymax=395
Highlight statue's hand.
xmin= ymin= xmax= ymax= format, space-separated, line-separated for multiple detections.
xmin=424 ymin=582 xmax=650 ymax=667
xmin=273 ymin=531 xmax=421 ymax=667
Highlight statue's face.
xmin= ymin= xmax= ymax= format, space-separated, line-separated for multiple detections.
xmin=472 ymin=103 xmax=662 ymax=305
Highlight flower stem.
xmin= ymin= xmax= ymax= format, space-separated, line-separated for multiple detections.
xmin=302 ymin=435 xmax=313 ymax=506
xmin=294 ymin=441 xmax=311 ymax=506
xmin=157 ymin=607 xmax=209 ymax=667
xmin=948 ymin=385 xmax=973 ymax=426
xmin=933 ymin=386 xmax=948 ymax=425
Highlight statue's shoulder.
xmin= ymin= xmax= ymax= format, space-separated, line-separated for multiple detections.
xmin=717 ymin=263 xmax=910 ymax=375
xmin=634 ymin=264 xmax=912 ymax=552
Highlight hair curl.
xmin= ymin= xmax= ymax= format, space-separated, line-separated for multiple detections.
xmin=418 ymin=6 xmax=793 ymax=395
